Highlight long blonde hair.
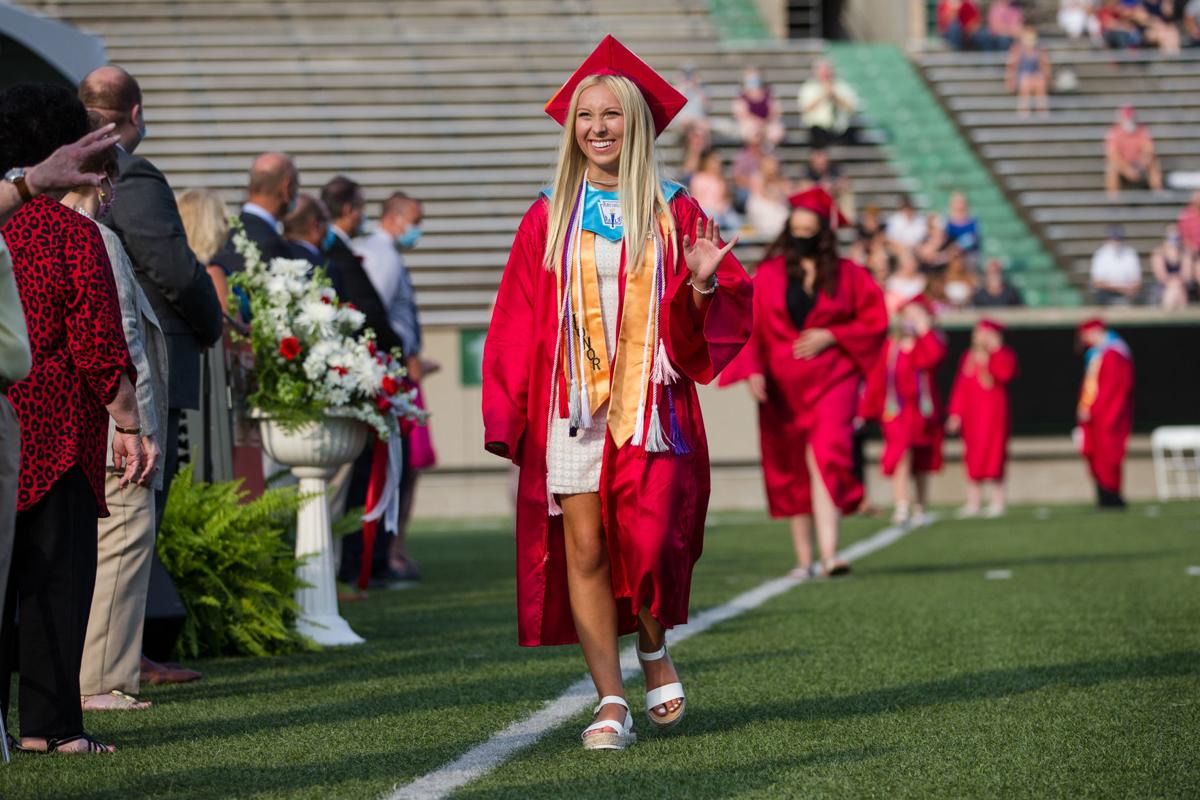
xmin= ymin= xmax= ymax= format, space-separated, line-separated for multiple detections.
xmin=542 ymin=74 xmax=674 ymax=274
xmin=176 ymin=188 xmax=230 ymax=265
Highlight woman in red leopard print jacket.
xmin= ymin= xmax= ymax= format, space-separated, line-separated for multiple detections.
xmin=0 ymin=85 xmax=152 ymax=756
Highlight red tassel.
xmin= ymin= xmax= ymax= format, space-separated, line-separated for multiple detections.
xmin=358 ymin=440 xmax=390 ymax=591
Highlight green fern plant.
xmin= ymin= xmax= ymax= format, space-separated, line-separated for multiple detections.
xmin=158 ymin=465 xmax=320 ymax=658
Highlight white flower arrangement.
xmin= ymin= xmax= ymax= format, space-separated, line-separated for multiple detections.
xmin=227 ymin=223 xmax=426 ymax=439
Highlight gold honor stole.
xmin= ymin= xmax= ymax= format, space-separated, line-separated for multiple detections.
xmin=558 ymin=216 xmax=669 ymax=447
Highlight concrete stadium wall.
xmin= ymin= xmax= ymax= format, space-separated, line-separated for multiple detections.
xmin=410 ymin=306 xmax=1189 ymax=519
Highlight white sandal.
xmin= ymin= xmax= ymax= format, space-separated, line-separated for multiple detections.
xmin=637 ymin=645 xmax=686 ymax=730
xmin=581 ymin=695 xmax=636 ymax=750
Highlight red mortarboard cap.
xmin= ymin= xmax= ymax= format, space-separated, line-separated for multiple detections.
xmin=977 ymin=318 xmax=1006 ymax=334
xmin=787 ymin=186 xmax=851 ymax=229
xmin=900 ymin=293 xmax=936 ymax=314
xmin=544 ymin=35 xmax=687 ymax=137
xmin=1076 ymin=317 xmax=1106 ymax=336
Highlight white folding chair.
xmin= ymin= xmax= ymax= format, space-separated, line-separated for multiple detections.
xmin=1151 ymin=426 xmax=1200 ymax=501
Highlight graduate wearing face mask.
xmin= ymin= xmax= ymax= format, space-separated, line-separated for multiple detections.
xmin=721 ymin=187 xmax=888 ymax=579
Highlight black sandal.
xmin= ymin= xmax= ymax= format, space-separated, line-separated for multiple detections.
xmin=45 ymin=733 xmax=114 ymax=754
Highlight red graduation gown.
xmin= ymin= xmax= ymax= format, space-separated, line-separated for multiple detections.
xmin=482 ymin=194 xmax=752 ymax=647
xmin=720 ymin=257 xmax=886 ymax=516
xmin=862 ymin=331 xmax=948 ymax=475
xmin=1079 ymin=346 xmax=1134 ymax=493
xmin=947 ymin=346 xmax=1018 ymax=481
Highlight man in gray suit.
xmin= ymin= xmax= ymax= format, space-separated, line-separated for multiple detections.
xmin=79 ymin=66 xmax=223 ymax=523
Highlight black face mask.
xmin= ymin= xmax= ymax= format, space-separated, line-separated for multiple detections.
xmin=791 ymin=233 xmax=820 ymax=257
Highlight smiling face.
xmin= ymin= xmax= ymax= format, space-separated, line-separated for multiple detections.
xmin=575 ymin=82 xmax=625 ymax=179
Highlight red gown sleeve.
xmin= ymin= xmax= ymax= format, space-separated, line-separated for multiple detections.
xmin=988 ymin=346 xmax=1018 ymax=385
xmin=482 ymin=199 xmax=545 ymax=461
xmin=65 ymin=219 xmax=134 ymax=406
xmin=947 ymin=352 xmax=970 ymax=419
xmin=717 ymin=261 xmax=768 ymax=386
xmin=1091 ymin=350 xmax=1133 ymax=432
xmin=825 ymin=263 xmax=888 ymax=378
xmin=663 ymin=195 xmax=753 ymax=385
xmin=911 ymin=330 xmax=948 ymax=371
xmin=859 ymin=343 xmax=888 ymax=420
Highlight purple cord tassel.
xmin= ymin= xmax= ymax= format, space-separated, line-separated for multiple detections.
xmin=667 ymin=386 xmax=691 ymax=455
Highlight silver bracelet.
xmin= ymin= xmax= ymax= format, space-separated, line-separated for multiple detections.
xmin=688 ymin=275 xmax=719 ymax=296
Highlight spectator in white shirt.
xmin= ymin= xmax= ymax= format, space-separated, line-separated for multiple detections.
xmin=1090 ymin=226 xmax=1142 ymax=305
xmin=885 ymin=196 xmax=928 ymax=252
xmin=797 ymin=59 xmax=858 ymax=149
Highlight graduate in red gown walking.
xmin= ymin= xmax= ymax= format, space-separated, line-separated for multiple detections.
xmin=1074 ymin=318 xmax=1134 ymax=508
xmin=482 ymin=36 xmax=752 ymax=750
xmin=946 ymin=318 xmax=1018 ymax=518
xmin=861 ymin=296 xmax=947 ymax=525
xmin=720 ymin=188 xmax=887 ymax=579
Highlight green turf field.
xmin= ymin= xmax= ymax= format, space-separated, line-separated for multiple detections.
xmin=2 ymin=503 xmax=1198 ymax=800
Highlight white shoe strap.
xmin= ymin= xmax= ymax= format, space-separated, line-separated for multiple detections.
xmin=637 ymin=645 xmax=667 ymax=661
xmin=582 ymin=717 xmax=629 ymax=736
xmin=593 ymin=695 xmax=630 ymax=715
xmin=645 ymin=682 xmax=685 ymax=709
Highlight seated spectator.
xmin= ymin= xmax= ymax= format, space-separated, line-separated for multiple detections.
xmin=916 ymin=212 xmax=953 ymax=270
xmin=1178 ymin=190 xmax=1200 ymax=255
xmin=1098 ymin=0 xmax=1145 ymax=47
xmin=938 ymin=0 xmax=988 ymax=50
xmin=849 ymin=205 xmax=889 ymax=278
xmin=731 ymin=67 xmax=784 ymax=150
xmin=988 ymin=0 xmax=1026 ymax=49
xmin=1131 ymin=0 xmax=1183 ymax=54
xmin=801 ymin=147 xmax=855 ymax=221
xmin=1104 ymin=106 xmax=1163 ymax=198
xmin=1150 ymin=224 xmax=1194 ymax=309
xmin=797 ymin=59 xmax=858 ymax=149
xmin=945 ymin=192 xmax=982 ymax=262
xmin=283 ymin=193 xmax=330 ymax=267
xmin=1185 ymin=0 xmax=1200 ymax=43
xmin=678 ymin=122 xmax=711 ymax=185
xmin=673 ymin=64 xmax=710 ymax=139
xmin=885 ymin=248 xmax=927 ymax=313
xmin=941 ymin=252 xmax=977 ymax=309
xmin=1005 ymin=27 xmax=1051 ymax=117
xmin=1059 ymin=0 xmax=1103 ymax=41
xmin=973 ymin=258 xmax=1024 ymax=306
xmin=745 ymin=155 xmax=791 ymax=239
xmin=175 ymin=188 xmax=231 ymax=314
xmin=1090 ymin=225 xmax=1142 ymax=305
xmin=731 ymin=131 xmax=766 ymax=214
xmin=688 ymin=150 xmax=742 ymax=231
xmin=885 ymin=196 xmax=928 ymax=252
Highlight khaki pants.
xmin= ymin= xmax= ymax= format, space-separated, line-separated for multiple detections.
xmin=79 ymin=473 xmax=155 ymax=696
xmin=0 ymin=398 xmax=18 ymax=629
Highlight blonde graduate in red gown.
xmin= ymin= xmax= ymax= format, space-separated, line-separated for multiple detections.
xmin=861 ymin=295 xmax=948 ymax=525
xmin=1074 ymin=317 xmax=1134 ymax=508
xmin=946 ymin=318 xmax=1018 ymax=518
xmin=720 ymin=188 xmax=887 ymax=579
xmin=482 ymin=37 xmax=752 ymax=750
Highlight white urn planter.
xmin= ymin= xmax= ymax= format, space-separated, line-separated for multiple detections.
xmin=258 ymin=415 xmax=369 ymax=646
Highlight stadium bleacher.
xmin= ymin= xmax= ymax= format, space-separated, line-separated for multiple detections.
xmin=21 ymin=0 xmax=908 ymax=327
xmin=916 ymin=39 xmax=1199 ymax=300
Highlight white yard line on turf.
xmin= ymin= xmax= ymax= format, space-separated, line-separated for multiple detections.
xmin=385 ymin=517 xmax=926 ymax=800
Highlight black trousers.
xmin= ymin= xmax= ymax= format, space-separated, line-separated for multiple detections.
xmin=339 ymin=436 xmax=415 ymax=581
xmin=0 ymin=466 xmax=97 ymax=739
xmin=154 ymin=407 xmax=182 ymax=532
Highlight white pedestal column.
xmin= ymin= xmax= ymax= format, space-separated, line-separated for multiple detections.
xmin=292 ymin=464 xmax=365 ymax=646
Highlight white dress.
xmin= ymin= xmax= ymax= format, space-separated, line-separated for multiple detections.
xmin=547 ymin=236 xmax=622 ymax=495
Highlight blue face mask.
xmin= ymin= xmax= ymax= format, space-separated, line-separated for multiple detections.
xmin=322 ymin=229 xmax=337 ymax=250
xmin=137 ymin=113 xmax=147 ymax=145
xmin=396 ymin=225 xmax=422 ymax=249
